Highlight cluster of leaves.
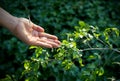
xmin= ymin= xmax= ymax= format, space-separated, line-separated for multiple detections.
xmin=1 ymin=0 xmax=120 ymax=36
xmin=0 ymin=0 xmax=120 ymax=81
xmin=0 ymin=28 xmax=28 ymax=80
xmin=20 ymin=21 xmax=120 ymax=81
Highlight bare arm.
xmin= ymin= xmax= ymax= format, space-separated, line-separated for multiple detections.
xmin=0 ymin=7 xmax=18 ymax=32
xmin=0 ymin=7 xmax=61 ymax=48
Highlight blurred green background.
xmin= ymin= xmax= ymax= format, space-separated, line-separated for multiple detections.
xmin=0 ymin=0 xmax=120 ymax=81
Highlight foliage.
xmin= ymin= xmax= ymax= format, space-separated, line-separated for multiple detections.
xmin=0 ymin=28 xmax=28 ymax=80
xmin=0 ymin=0 xmax=120 ymax=81
xmin=20 ymin=21 xmax=120 ymax=81
xmin=1 ymin=0 xmax=120 ymax=36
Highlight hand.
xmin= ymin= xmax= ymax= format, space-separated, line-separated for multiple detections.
xmin=12 ymin=18 xmax=61 ymax=48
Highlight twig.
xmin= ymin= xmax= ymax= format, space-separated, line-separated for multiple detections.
xmin=79 ymin=48 xmax=120 ymax=53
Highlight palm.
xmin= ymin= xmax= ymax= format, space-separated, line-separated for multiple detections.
xmin=14 ymin=18 xmax=60 ymax=48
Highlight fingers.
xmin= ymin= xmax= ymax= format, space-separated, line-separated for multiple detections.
xmin=31 ymin=22 xmax=57 ymax=40
xmin=54 ymin=39 xmax=61 ymax=45
xmin=38 ymin=37 xmax=61 ymax=48
xmin=32 ymin=41 xmax=53 ymax=48
xmin=39 ymin=32 xmax=58 ymax=40
xmin=28 ymin=36 xmax=61 ymax=48
xmin=32 ymin=24 xmax=44 ymax=32
xmin=26 ymin=19 xmax=60 ymax=48
xmin=38 ymin=33 xmax=61 ymax=48
xmin=47 ymin=38 xmax=61 ymax=45
xmin=30 ymin=40 xmax=60 ymax=48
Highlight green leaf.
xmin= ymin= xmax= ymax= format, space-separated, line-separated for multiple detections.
xmin=87 ymin=55 xmax=96 ymax=61
xmin=87 ymin=63 xmax=96 ymax=69
xmin=79 ymin=58 xmax=84 ymax=67
xmin=79 ymin=21 xmax=86 ymax=27
xmin=0 ymin=75 xmax=13 ymax=81
xmin=24 ymin=61 xmax=30 ymax=70
xmin=29 ymin=46 xmax=38 ymax=49
xmin=73 ymin=53 xmax=79 ymax=59
xmin=35 ymin=47 xmax=43 ymax=58
xmin=98 ymin=67 xmax=104 ymax=76
xmin=64 ymin=62 xmax=73 ymax=70
xmin=83 ymin=70 xmax=90 ymax=76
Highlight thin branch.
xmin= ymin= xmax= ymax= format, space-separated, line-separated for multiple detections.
xmin=79 ymin=48 xmax=120 ymax=53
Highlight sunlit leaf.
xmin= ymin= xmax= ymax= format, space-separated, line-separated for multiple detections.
xmin=24 ymin=61 xmax=30 ymax=70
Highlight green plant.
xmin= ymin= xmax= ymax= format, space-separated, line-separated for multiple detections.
xmin=21 ymin=21 xmax=120 ymax=81
xmin=1 ymin=0 xmax=120 ymax=81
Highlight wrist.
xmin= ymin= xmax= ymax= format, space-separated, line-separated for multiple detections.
xmin=2 ymin=15 xmax=19 ymax=33
xmin=6 ymin=16 xmax=19 ymax=32
xmin=0 ymin=7 xmax=19 ymax=32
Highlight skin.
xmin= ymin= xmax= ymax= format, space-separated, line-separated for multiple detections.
xmin=0 ymin=7 xmax=61 ymax=48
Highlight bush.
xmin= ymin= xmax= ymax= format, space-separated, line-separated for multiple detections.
xmin=21 ymin=21 xmax=120 ymax=81
xmin=1 ymin=21 xmax=119 ymax=81
xmin=1 ymin=0 xmax=120 ymax=35
xmin=0 ymin=0 xmax=120 ymax=81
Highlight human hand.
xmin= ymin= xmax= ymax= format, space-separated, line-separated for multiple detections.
xmin=0 ymin=8 xmax=60 ymax=48
xmin=12 ymin=18 xmax=61 ymax=48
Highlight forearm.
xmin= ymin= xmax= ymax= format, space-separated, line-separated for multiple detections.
xmin=0 ymin=7 xmax=19 ymax=32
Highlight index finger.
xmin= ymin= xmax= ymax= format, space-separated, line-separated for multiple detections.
xmin=32 ymin=24 xmax=44 ymax=32
xmin=38 ymin=32 xmax=58 ymax=40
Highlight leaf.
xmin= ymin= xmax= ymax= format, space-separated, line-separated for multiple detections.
xmin=73 ymin=53 xmax=79 ymax=59
xmin=82 ymin=70 xmax=90 ymax=76
xmin=24 ymin=61 xmax=30 ymax=70
xmin=79 ymin=21 xmax=86 ymax=27
xmin=87 ymin=63 xmax=96 ymax=69
xmin=0 ymin=75 xmax=13 ymax=81
xmin=33 ymin=62 xmax=40 ymax=71
xmin=29 ymin=46 xmax=38 ymax=49
xmin=87 ymin=55 xmax=96 ymax=61
xmin=64 ymin=62 xmax=73 ymax=70
xmin=79 ymin=58 xmax=84 ymax=67
xmin=98 ymin=67 xmax=104 ymax=76
xmin=35 ymin=47 xmax=43 ymax=58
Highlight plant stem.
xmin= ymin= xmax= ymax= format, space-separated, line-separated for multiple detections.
xmin=79 ymin=48 xmax=120 ymax=53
